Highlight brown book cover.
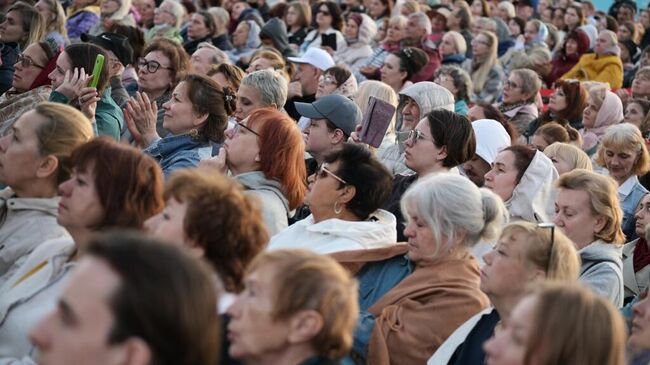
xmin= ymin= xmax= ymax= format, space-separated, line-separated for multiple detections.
xmin=359 ymin=96 xmax=396 ymax=148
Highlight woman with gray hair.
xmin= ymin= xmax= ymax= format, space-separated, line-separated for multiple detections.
xmin=234 ymin=69 xmax=288 ymax=122
xmin=227 ymin=20 xmax=261 ymax=66
xmin=434 ymin=65 xmax=472 ymax=116
xmin=144 ymin=0 xmax=184 ymax=44
xmin=497 ymin=68 xmax=541 ymax=136
xmin=88 ymin=0 xmax=135 ymax=35
xmin=560 ymin=29 xmax=624 ymax=89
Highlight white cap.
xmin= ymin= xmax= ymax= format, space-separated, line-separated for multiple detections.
xmin=287 ymin=48 xmax=335 ymax=71
xmin=472 ymin=119 xmax=511 ymax=165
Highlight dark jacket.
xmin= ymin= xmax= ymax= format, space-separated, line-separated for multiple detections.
xmin=213 ymin=33 xmax=233 ymax=51
xmin=441 ymin=53 xmax=465 ymax=66
xmin=288 ymin=27 xmax=309 ymax=46
xmin=383 ymin=174 xmax=418 ymax=242
xmin=260 ymin=18 xmax=298 ymax=58
xmin=0 ymin=43 xmax=18 ymax=96
xmin=184 ymin=36 xmax=211 ymax=55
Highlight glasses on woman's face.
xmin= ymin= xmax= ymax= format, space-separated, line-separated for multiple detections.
xmin=318 ymin=74 xmax=337 ymax=86
xmin=137 ymin=58 xmax=173 ymax=73
xmin=233 ymin=121 xmax=260 ymax=136
xmin=316 ymin=163 xmax=348 ymax=185
xmin=407 ymin=129 xmax=434 ymax=145
xmin=16 ymin=54 xmax=44 ymax=69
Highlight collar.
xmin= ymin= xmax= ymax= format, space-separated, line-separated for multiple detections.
xmin=618 ymin=175 xmax=638 ymax=198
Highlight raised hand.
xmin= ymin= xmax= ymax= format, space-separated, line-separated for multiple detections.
xmin=124 ymin=91 xmax=159 ymax=146
xmin=56 ymin=68 xmax=90 ymax=100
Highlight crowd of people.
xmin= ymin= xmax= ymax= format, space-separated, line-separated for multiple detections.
xmin=2 ymin=0 xmax=650 ymax=364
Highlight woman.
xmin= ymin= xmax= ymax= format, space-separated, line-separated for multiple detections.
xmin=269 ymin=143 xmax=395 ymax=254
xmin=316 ymin=66 xmax=357 ymax=99
xmin=207 ymin=7 xmax=233 ymax=51
xmin=34 ymin=0 xmax=68 ymax=47
xmin=547 ymin=29 xmax=591 ymax=86
xmin=484 ymin=145 xmax=558 ymax=223
xmin=0 ymin=102 xmax=92 ymax=285
xmin=499 ymin=19 xmax=551 ymax=75
xmin=145 ymin=169 xmax=268 ymax=312
xmin=132 ymin=0 xmax=154 ymax=29
xmin=498 ymin=69 xmax=541 ymax=136
xmin=228 ymin=249 xmax=358 ymax=365
xmin=380 ymin=47 xmax=428 ymax=94
xmin=65 ymin=0 xmax=100 ymax=41
xmin=495 ymin=1 xmax=514 ymax=23
xmin=439 ymin=31 xmax=467 ymax=66
xmin=561 ymin=30 xmax=624 ymax=89
xmin=429 ymin=222 xmax=580 ymax=365
xmin=622 ymin=194 xmax=650 ymax=303
xmin=356 ymin=15 xmax=405 ymax=82
xmin=564 ymin=4 xmax=586 ymax=33
xmin=434 ymin=65 xmax=472 ymax=116
xmin=581 ymin=85 xmax=624 ymax=155
xmin=526 ymin=79 xmax=587 ymax=141
xmin=246 ymin=50 xmax=290 ymax=80
xmin=209 ymin=63 xmax=245 ymax=91
xmin=285 ymin=1 xmax=311 ymax=48
xmin=0 ymin=1 xmax=46 ymax=96
xmin=368 ymin=0 xmax=391 ymax=27
xmin=144 ymin=0 xmax=184 ymax=44
xmin=335 ymin=13 xmax=377 ymax=73
xmin=126 ymin=74 xmax=235 ymax=177
xmin=554 ymin=169 xmax=626 ymax=307
xmin=353 ymin=79 xmax=398 ymax=147
xmin=358 ymin=173 xmax=504 ymax=364
xmin=0 ymin=137 xmax=163 ymax=360
xmin=508 ymin=16 xmax=525 ymax=40
xmin=137 ymin=38 xmax=190 ymax=138
xmin=233 ymin=69 xmax=288 ymax=122
xmin=595 ymin=124 xmax=650 ymax=241
xmin=0 ymin=41 xmax=59 ymax=132
xmin=543 ymin=142 xmax=593 ymax=175
xmin=226 ymin=20 xmax=261 ymax=66
xmin=88 ymin=0 xmax=134 ymax=35
xmin=483 ymin=283 xmax=627 ymax=365
xmin=462 ymin=31 xmax=503 ymax=104
xmin=530 ymin=122 xmax=582 ymax=151
xmin=184 ymin=11 xmax=217 ymax=55
xmin=625 ymin=98 xmax=650 ymax=137
xmin=300 ymin=1 xmax=346 ymax=53
xmin=552 ymin=7 xmax=566 ymax=31
xmin=470 ymin=0 xmax=490 ymax=18
xmin=205 ymin=108 xmax=306 ymax=236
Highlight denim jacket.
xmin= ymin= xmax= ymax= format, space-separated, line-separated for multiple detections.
xmin=620 ymin=176 xmax=648 ymax=241
xmin=144 ymin=134 xmax=212 ymax=178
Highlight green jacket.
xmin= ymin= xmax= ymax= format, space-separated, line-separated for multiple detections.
xmin=49 ymin=87 xmax=123 ymax=140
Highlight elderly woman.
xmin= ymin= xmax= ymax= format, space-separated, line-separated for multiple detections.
xmin=246 ymin=50 xmax=290 ymax=79
xmin=581 ymin=85 xmax=624 ymax=155
xmin=439 ymin=31 xmax=467 ymax=66
xmin=226 ymin=20 xmax=261 ymax=66
xmin=0 ymin=102 xmax=92 ymax=285
xmin=209 ymin=63 xmax=245 ymax=91
xmin=64 ymin=0 xmax=100 ymax=41
xmin=88 ymin=0 xmax=134 ymax=35
xmin=429 ymin=222 xmax=580 ymax=365
xmin=484 ymin=283 xmax=627 ymax=365
xmin=34 ymin=0 xmax=68 ymax=47
xmin=499 ymin=19 xmax=551 ymax=75
xmin=316 ymin=66 xmax=357 ymax=99
xmin=0 ymin=137 xmax=163 ymax=360
xmin=145 ymin=169 xmax=268 ymax=312
xmin=204 ymin=108 xmax=306 ymax=236
xmin=183 ymin=11 xmax=217 ymax=55
xmin=531 ymin=122 xmax=582 ymax=151
xmin=0 ymin=41 xmax=59 ymax=132
xmin=126 ymin=74 xmax=235 ymax=177
xmin=380 ymin=47 xmax=429 ymax=94
xmin=434 ymin=65 xmax=472 ymax=115
xmin=547 ymin=29 xmax=591 ymax=86
xmin=334 ymin=13 xmax=376 ymax=73
xmin=233 ymin=69 xmax=288 ymax=122
xmin=300 ymin=1 xmax=346 ymax=53
xmin=353 ymin=173 xmax=505 ymax=364
xmin=484 ymin=145 xmax=558 ymax=223
xmin=554 ymin=169 xmax=626 ymax=307
xmin=228 ymin=249 xmax=358 ymax=365
xmin=525 ymin=79 xmax=587 ymax=140
xmin=497 ymin=69 xmax=541 ymax=136
xmin=356 ymin=15 xmax=405 ymax=82
xmin=462 ymin=31 xmax=503 ymax=104
xmin=144 ymin=0 xmax=184 ymax=44
xmin=544 ymin=142 xmax=593 ymax=175
xmin=561 ymin=30 xmax=624 ymax=89
xmin=595 ymin=124 xmax=650 ymax=241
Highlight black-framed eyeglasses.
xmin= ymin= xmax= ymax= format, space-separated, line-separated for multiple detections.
xmin=137 ymin=58 xmax=174 ymax=73
xmin=538 ymin=222 xmax=555 ymax=275
xmin=233 ymin=121 xmax=260 ymax=137
xmin=16 ymin=54 xmax=44 ymax=69
xmin=316 ymin=163 xmax=348 ymax=185
xmin=407 ymin=129 xmax=434 ymax=145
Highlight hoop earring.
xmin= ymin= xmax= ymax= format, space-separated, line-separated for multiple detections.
xmin=189 ymin=128 xmax=200 ymax=139
xmin=334 ymin=201 xmax=343 ymax=215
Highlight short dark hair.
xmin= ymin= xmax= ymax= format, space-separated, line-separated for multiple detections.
xmin=324 ymin=65 xmax=351 ymax=88
xmin=323 ymin=143 xmax=393 ymax=220
xmin=85 ymin=231 xmax=220 ymax=365
xmin=394 ymin=47 xmax=429 ymax=81
xmin=503 ymin=145 xmax=536 ymax=183
xmin=425 ymin=110 xmax=476 ymax=168
xmin=64 ymin=43 xmax=110 ymax=93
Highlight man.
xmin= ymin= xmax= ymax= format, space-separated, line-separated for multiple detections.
xmin=297 ymin=94 xmax=362 ymax=168
xmin=404 ymin=12 xmax=441 ymax=82
xmin=29 ymin=232 xmax=220 ymax=365
xmin=81 ymin=32 xmax=134 ymax=108
xmin=462 ymin=119 xmax=511 ymax=187
xmin=514 ymin=0 xmax=535 ymax=20
xmin=445 ymin=5 xmax=473 ymax=57
xmin=190 ymin=42 xmax=229 ymax=75
xmin=285 ymin=47 xmax=334 ymax=121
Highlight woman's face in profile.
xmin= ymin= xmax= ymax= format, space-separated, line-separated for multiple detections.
xmin=483 ymin=294 xmax=536 ymax=365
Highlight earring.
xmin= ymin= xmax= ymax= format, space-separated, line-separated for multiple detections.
xmin=189 ymin=128 xmax=200 ymax=139
xmin=334 ymin=201 xmax=343 ymax=215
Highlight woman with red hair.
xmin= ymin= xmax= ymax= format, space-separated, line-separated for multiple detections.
xmin=547 ymin=29 xmax=591 ymax=86
xmin=205 ymin=108 xmax=307 ymax=235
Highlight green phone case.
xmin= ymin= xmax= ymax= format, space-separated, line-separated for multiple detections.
xmin=89 ymin=54 xmax=105 ymax=89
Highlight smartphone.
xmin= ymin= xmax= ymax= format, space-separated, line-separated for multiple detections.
xmin=88 ymin=54 xmax=105 ymax=89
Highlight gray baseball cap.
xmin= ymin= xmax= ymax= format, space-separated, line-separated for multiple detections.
xmin=295 ymin=94 xmax=362 ymax=136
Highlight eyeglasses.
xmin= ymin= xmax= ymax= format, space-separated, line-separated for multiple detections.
xmin=538 ymin=222 xmax=555 ymax=274
xmin=316 ymin=164 xmax=348 ymax=185
xmin=233 ymin=121 xmax=260 ymax=136
xmin=318 ymin=75 xmax=337 ymax=85
xmin=154 ymin=7 xmax=176 ymax=18
xmin=16 ymin=54 xmax=44 ymax=69
xmin=504 ymin=80 xmax=520 ymax=89
xmin=317 ymin=9 xmax=330 ymax=15
xmin=472 ymin=39 xmax=490 ymax=46
xmin=407 ymin=129 xmax=434 ymax=145
xmin=137 ymin=58 xmax=174 ymax=73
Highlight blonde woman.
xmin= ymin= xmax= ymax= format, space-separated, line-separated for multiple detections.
xmin=461 ymin=31 xmax=503 ymax=104
xmin=89 ymin=0 xmax=135 ymax=35
xmin=34 ymin=0 xmax=68 ymax=47
xmin=543 ymin=142 xmax=592 ymax=175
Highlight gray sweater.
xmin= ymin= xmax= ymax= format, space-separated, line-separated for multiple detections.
xmin=579 ymin=240 xmax=624 ymax=308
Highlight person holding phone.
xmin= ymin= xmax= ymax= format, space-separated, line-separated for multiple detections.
xmin=300 ymin=1 xmax=346 ymax=54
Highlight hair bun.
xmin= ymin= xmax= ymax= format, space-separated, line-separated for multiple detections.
xmin=222 ymin=86 xmax=237 ymax=115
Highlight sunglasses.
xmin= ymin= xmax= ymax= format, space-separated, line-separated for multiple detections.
xmin=317 ymin=9 xmax=331 ymax=15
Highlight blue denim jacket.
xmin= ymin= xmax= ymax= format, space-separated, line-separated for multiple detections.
xmin=144 ymin=134 xmax=212 ymax=178
xmin=620 ymin=177 xmax=648 ymax=241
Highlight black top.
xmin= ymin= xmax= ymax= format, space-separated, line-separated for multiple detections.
xmin=382 ymin=174 xmax=418 ymax=242
xmin=448 ymin=310 xmax=500 ymax=365
xmin=285 ymin=94 xmax=316 ymax=122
